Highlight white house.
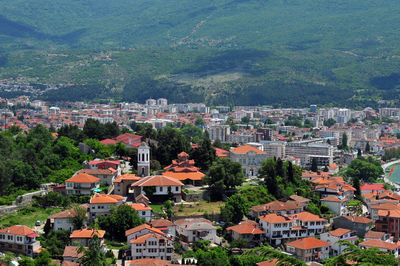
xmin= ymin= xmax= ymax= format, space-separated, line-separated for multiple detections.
xmin=65 ymin=173 xmax=100 ymax=195
xmin=126 ymin=203 xmax=152 ymax=222
xmin=125 ymin=224 xmax=166 ymax=245
xmin=130 ymin=233 xmax=173 ymax=261
xmin=286 ymin=237 xmax=331 ymax=262
xmin=321 ymin=196 xmax=348 ymax=216
xmin=131 ymin=175 xmax=184 ymax=202
xmin=320 ymin=228 xmax=358 ymax=256
xmin=258 ymin=213 xmax=293 ymax=246
xmin=359 ymin=240 xmax=399 ymax=256
xmin=149 ymin=219 xmax=177 ymax=238
xmin=49 ymin=205 xmax=89 ymax=231
xmin=0 ymin=225 xmax=41 ymax=257
xmin=70 ymin=229 xmax=105 ymax=247
xmin=89 ymin=194 xmax=124 ymax=220
xmin=174 ymin=218 xmax=218 ymax=243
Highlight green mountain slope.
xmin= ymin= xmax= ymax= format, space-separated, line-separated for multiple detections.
xmin=1 ymin=0 xmax=400 ymax=106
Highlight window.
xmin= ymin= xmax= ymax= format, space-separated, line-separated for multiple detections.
xmin=160 ymin=187 xmax=163 ymax=192
xmin=142 ymin=211 xmax=146 ymax=215
xmin=176 ymin=187 xmax=179 ymax=192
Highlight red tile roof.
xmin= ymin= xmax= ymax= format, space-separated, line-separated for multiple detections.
xmin=361 ymin=184 xmax=385 ymax=191
xmin=230 ymin=145 xmax=266 ymax=154
xmin=65 ymin=173 xmax=100 ymax=183
xmin=329 ymin=228 xmax=352 ymax=237
xmin=149 ymin=219 xmax=175 ymax=228
xmin=126 ymin=203 xmax=152 ymax=211
xmin=130 ymin=258 xmax=171 ymax=266
xmin=341 ymin=216 xmax=372 ymax=224
xmin=70 ymin=229 xmax=105 ymax=239
xmin=162 ymin=171 xmax=205 ymax=181
xmin=90 ymin=193 xmax=124 ymax=204
xmin=63 ymin=246 xmax=84 ymax=258
xmin=290 ymin=212 xmax=326 ymax=222
xmin=125 ymin=224 xmax=164 ymax=237
xmin=359 ymin=239 xmax=398 ymax=250
xmin=129 ymin=232 xmax=169 ymax=244
xmin=259 ymin=213 xmax=291 ymax=224
xmin=287 ymin=237 xmax=331 ymax=250
xmin=0 ymin=225 xmax=35 ymax=236
xmin=132 ymin=175 xmax=184 ymax=187
xmin=113 ymin=174 xmax=140 ymax=183
xmin=227 ymin=221 xmax=265 ymax=235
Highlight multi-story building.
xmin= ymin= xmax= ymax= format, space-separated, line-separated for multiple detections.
xmin=131 ymin=175 xmax=184 ymax=203
xmin=0 ymin=225 xmax=40 ymax=257
xmin=321 ymin=196 xmax=348 ymax=216
xmin=175 ymin=218 xmax=217 ymax=243
xmin=126 ymin=203 xmax=152 ymax=222
xmin=70 ymin=229 xmax=105 ymax=247
xmin=65 ymin=173 xmax=100 ymax=195
xmin=226 ymin=220 xmax=265 ymax=245
xmin=359 ymin=240 xmax=399 ymax=256
xmin=320 ymin=228 xmax=358 ymax=256
xmin=375 ymin=209 xmax=400 ymax=241
xmin=79 ymin=168 xmax=118 ymax=186
xmin=209 ymin=124 xmax=230 ymax=143
xmin=89 ymin=194 xmax=124 ymax=220
xmin=260 ymin=141 xmax=286 ymax=159
xmin=332 ymin=216 xmax=372 ymax=238
xmin=130 ymin=233 xmax=173 ymax=261
xmin=286 ymin=237 xmax=331 ymax=262
xmin=113 ymin=174 xmax=141 ymax=196
xmin=230 ymin=145 xmax=268 ymax=176
xmin=49 ymin=204 xmax=89 ymax=231
xmin=285 ymin=141 xmax=333 ymax=167
xmin=149 ymin=219 xmax=177 ymax=238
xmin=125 ymin=224 xmax=165 ymax=245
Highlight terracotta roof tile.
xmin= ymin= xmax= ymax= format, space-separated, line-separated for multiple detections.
xmin=259 ymin=213 xmax=291 ymax=224
xmin=227 ymin=221 xmax=265 ymax=235
xmin=162 ymin=171 xmax=205 ymax=181
xmin=125 ymin=224 xmax=164 ymax=237
xmin=0 ymin=225 xmax=35 ymax=236
xmin=66 ymin=173 xmax=100 ymax=183
xmin=63 ymin=246 xmax=84 ymax=258
xmin=230 ymin=145 xmax=266 ymax=154
xmin=132 ymin=175 xmax=184 ymax=187
xmin=342 ymin=216 xmax=372 ymax=224
xmin=130 ymin=258 xmax=171 ymax=266
xmin=70 ymin=229 xmax=105 ymax=239
xmin=364 ymin=230 xmax=386 ymax=240
xmin=359 ymin=239 xmax=398 ymax=250
xmin=126 ymin=203 xmax=152 ymax=211
xmin=287 ymin=237 xmax=330 ymax=250
xmin=329 ymin=228 xmax=352 ymax=237
xmin=90 ymin=193 xmax=124 ymax=204
xmin=149 ymin=219 xmax=174 ymax=228
xmin=129 ymin=233 xmax=169 ymax=244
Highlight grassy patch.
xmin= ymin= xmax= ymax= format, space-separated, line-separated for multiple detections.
xmin=150 ymin=204 xmax=163 ymax=214
xmin=104 ymin=239 xmax=129 ymax=250
xmin=0 ymin=206 xmax=61 ymax=228
xmin=174 ymin=200 xmax=224 ymax=216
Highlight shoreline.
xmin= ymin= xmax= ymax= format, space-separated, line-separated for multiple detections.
xmin=381 ymin=159 xmax=400 ymax=189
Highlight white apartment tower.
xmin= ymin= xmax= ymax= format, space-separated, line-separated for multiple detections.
xmin=138 ymin=142 xmax=150 ymax=177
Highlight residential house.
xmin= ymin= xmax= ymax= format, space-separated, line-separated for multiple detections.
xmin=370 ymin=203 xmax=400 ymax=221
xmin=290 ymin=212 xmax=326 ymax=237
xmin=63 ymin=246 xmax=84 ymax=264
xmin=131 ymin=175 xmax=184 ymax=203
xmin=360 ymin=184 xmax=385 ymax=195
xmin=226 ymin=220 xmax=265 ymax=245
xmin=113 ymin=174 xmax=141 ymax=196
xmin=332 ymin=216 xmax=372 ymax=238
xmin=162 ymin=152 xmax=205 ymax=185
xmin=125 ymin=224 xmax=165 ymax=245
xmin=250 ymin=200 xmax=306 ymax=218
xmin=84 ymin=160 xmax=121 ymax=176
xmin=375 ymin=209 xmax=400 ymax=241
xmin=149 ymin=219 xmax=176 ymax=238
xmin=65 ymin=173 xmax=100 ymax=195
xmin=286 ymin=237 xmax=331 ymax=262
xmin=320 ymin=228 xmax=358 ymax=256
xmin=258 ymin=213 xmax=293 ymax=245
xmin=175 ymin=218 xmax=218 ymax=243
xmin=364 ymin=230 xmax=392 ymax=242
xmin=0 ymin=225 xmax=40 ymax=257
xmin=129 ymin=258 xmax=172 ymax=266
xmin=89 ymin=193 xmax=124 ymax=220
xmin=359 ymin=240 xmax=399 ymax=256
xmin=321 ymin=196 xmax=348 ymax=216
xmin=127 ymin=203 xmax=152 ymax=222
xmin=70 ymin=229 xmax=105 ymax=247
xmin=129 ymin=233 xmax=173 ymax=261
xmin=229 ymin=145 xmax=268 ymax=176
xmin=49 ymin=204 xmax=89 ymax=231
xmin=79 ymin=168 xmax=118 ymax=186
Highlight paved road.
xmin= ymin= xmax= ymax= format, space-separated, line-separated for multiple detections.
xmin=382 ymin=159 xmax=400 ymax=189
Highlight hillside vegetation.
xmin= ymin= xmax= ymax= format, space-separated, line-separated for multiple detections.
xmin=1 ymin=0 xmax=400 ymax=106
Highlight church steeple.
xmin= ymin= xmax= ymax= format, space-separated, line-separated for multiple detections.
xmin=137 ymin=142 xmax=150 ymax=177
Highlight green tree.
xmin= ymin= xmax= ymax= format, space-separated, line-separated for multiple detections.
xmin=190 ymin=137 xmax=216 ymax=172
xmin=353 ymin=176 xmax=361 ymax=199
xmin=70 ymin=204 xmax=87 ymax=230
xmin=39 ymin=230 xmax=71 ymax=259
xmin=340 ymin=132 xmax=348 ymax=150
xmin=206 ymin=158 xmax=244 ymax=200
xmin=57 ymin=125 xmax=85 ymax=144
xmin=220 ymin=194 xmax=249 ymax=225
xmin=357 ymin=148 xmax=362 ymax=157
xmin=196 ymin=247 xmax=230 ymax=266
xmin=98 ymin=204 xmax=145 ymax=241
xmin=0 ymin=252 xmax=15 ymax=266
xmin=163 ymin=200 xmax=174 ymax=220
xmin=365 ymin=142 xmax=370 ymax=153
xmin=33 ymin=250 xmax=51 ymax=266
xmin=346 ymin=157 xmax=384 ymax=182
xmin=195 ymin=118 xmax=205 ymax=126
xmin=18 ymin=256 xmax=34 ymax=266
xmin=259 ymin=158 xmax=283 ymax=199
xmin=78 ymin=235 xmax=108 ymax=266
xmin=311 ymin=157 xmax=318 ymax=172
xmin=323 ymin=118 xmax=336 ymax=128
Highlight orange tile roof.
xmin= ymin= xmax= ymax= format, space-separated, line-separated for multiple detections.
xmin=329 ymin=228 xmax=352 ymax=237
xmin=378 ymin=209 xmax=400 ymax=218
xmin=63 ymin=246 xmax=84 ymax=258
xmin=287 ymin=237 xmax=331 ymax=250
xmin=364 ymin=230 xmax=386 ymax=240
xmin=257 ymin=259 xmax=278 ymax=266
xmin=230 ymin=145 xmax=266 ymax=154
xmin=321 ymin=196 xmax=347 ymax=202
xmin=125 ymin=224 xmax=164 ymax=237
xmin=259 ymin=213 xmax=291 ymax=224
xmin=359 ymin=239 xmax=398 ymax=250
xmin=129 ymin=232 xmax=169 ymax=244
xmin=162 ymin=171 xmax=205 ymax=181
xmin=0 ymin=225 xmax=35 ymax=236
xmin=126 ymin=203 xmax=152 ymax=211
xmin=132 ymin=175 xmax=184 ymax=187
xmin=371 ymin=203 xmax=400 ymax=211
xmin=130 ymin=258 xmax=171 ymax=266
xmin=70 ymin=229 xmax=105 ymax=239
xmin=66 ymin=173 xmax=100 ymax=183
xmin=342 ymin=216 xmax=372 ymax=224
xmin=290 ymin=211 xmax=326 ymax=222
xmin=227 ymin=221 xmax=265 ymax=235
xmin=90 ymin=193 xmax=123 ymax=204
xmin=149 ymin=219 xmax=175 ymax=228
xmin=113 ymin=174 xmax=140 ymax=183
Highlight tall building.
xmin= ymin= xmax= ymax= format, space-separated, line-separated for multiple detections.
xmin=157 ymin=98 xmax=168 ymax=106
xmin=137 ymin=142 xmax=150 ymax=177
xmin=209 ymin=124 xmax=230 ymax=143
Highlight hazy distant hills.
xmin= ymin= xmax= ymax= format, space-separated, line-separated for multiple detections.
xmin=1 ymin=0 xmax=400 ymax=106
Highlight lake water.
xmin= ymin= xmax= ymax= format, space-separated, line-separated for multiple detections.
xmin=387 ymin=163 xmax=400 ymax=184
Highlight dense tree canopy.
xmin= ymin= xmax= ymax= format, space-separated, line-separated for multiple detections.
xmin=345 ymin=157 xmax=384 ymax=182
xmin=221 ymin=194 xmax=249 ymax=226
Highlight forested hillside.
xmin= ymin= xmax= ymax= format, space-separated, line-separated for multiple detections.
xmin=1 ymin=0 xmax=400 ymax=106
